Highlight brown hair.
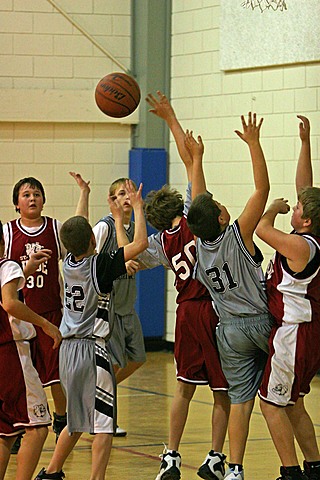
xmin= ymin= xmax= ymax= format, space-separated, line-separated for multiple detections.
xmin=299 ymin=186 xmax=320 ymax=236
xmin=144 ymin=185 xmax=184 ymax=231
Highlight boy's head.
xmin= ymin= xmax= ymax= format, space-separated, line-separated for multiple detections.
xmin=60 ymin=216 xmax=94 ymax=257
xmin=187 ymin=193 xmax=228 ymax=241
xmin=109 ymin=178 xmax=137 ymax=218
xmin=296 ymin=186 xmax=320 ymax=236
xmin=144 ymin=185 xmax=184 ymax=231
xmin=13 ymin=177 xmax=46 ymax=214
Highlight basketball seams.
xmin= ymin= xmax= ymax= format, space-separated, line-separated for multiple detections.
xmin=95 ymin=72 xmax=141 ymax=118
xmin=95 ymin=90 xmax=131 ymax=117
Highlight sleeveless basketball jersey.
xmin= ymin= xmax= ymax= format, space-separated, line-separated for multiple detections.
xmin=160 ymin=216 xmax=210 ymax=303
xmin=61 ymin=249 xmax=126 ymax=339
xmin=194 ymin=220 xmax=267 ymax=319
xmin=266 ymin=232 xmax=320 ymax=325
xmin=96 ymin=215 xmax=136 ymax=315
xmin=0 ymin=258 xmax=35 ymax=343
xmin=5 ymin=217 xmax=62 ymax=314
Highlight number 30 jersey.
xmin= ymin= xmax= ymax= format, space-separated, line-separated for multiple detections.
xmin=4 ymin=217 xmax=63 ymax=314
xmin=194 ymin=220 xmax=268 ymax=319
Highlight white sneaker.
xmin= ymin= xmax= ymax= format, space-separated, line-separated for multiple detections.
xmin=113 ymin=425 xmax=127 ymax=437
xmin=224 ymin=466 xmax=244 ymax=480
xmin=197 ymin=451 xmax=226 ymax=480
xmin=155 ymin=445 xmax=181 ymax=480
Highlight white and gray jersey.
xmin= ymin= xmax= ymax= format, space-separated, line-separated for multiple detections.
xmin=93 ymin=215 xmax=136 ymax=316
xmin=194 ymin=220 xmax=267 ymax=320
xmin=60 ymin=249 xmax=126 ymax=339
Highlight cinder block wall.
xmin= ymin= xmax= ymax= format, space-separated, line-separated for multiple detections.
xmin=0 ymin=0 xmax=134 ymax=224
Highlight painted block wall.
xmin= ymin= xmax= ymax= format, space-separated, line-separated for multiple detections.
xmin=0 ymin=0 xmax=134 ymax=225
xmin=164 ymin=0 xmax=320 ymax=342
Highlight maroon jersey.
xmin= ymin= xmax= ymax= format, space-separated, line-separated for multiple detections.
xmin=161 ymin=216 xmax=210 ymax=303
xmin=5 ymin=217 xmax=63 ymax=314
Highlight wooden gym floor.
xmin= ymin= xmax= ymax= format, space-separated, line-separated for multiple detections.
xmin=7 ymin=351 xmax=320 ymax=479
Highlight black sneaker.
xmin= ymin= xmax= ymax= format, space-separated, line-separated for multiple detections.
xmin=155 ymin=446 xmax=181 ymax=480
xmin=303 ymin=461 xmax=320 ymax=480
xmin=52 ymin=413 xmax=67 ymax=442
xmin=198 ymin=451 xmax=226 ymax=480
xmin=10 ymin=433 xmax=23 ymax=454
xmin=277 ymin=466 xmax=309 ymax=480
xmin=34 ymin=467 xmax=65 ymax=479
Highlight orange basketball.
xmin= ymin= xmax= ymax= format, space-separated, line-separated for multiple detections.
xmin=95 ymin=72 xmax=141 ymax=118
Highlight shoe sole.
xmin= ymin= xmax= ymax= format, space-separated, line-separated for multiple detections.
xmin=113 ymin=431 xmax=127 ymax=437
xmin=197 ymin=465 xmax=224 ymax=480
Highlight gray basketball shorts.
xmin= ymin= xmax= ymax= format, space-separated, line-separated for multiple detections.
xmin=216 ymin=313 xmax=274 ymax=404
xmin=59 ymin=338 xmax=115 ymax=434
xmin=107 ymin=310 xmax=146 ymax=368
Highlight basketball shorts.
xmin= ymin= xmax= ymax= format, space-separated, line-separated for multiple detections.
xmin=107 ymin=310 xmax=146 ymax=368
xmin=216 ymin=313 xmax=274 ymax=403
xmin=59 ymin=337 xmax=115 ymax=435
xmin=0 ymin=340 xmax=51 ymax=436
xmin=259 ymin=320 xmax=320 ymax=406
xmin=31 ymin=309 xmax=62 ymax=386
xmin=174 ymin=299 xmax=228 ymax=390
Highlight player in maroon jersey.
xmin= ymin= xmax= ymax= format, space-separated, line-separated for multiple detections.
xmin=3 ymin=172 xmax=89 ymax=446
xmin=139 ymin=92 xmax=229 ymax=480
xmin=0 ymin=219 xmax=61 ymax=480
xmin=256 ymin=116 xmax=320 ymax=480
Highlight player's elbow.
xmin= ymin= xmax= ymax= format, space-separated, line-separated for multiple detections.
xmin=2 ymin=297 xmax=18 ymax=317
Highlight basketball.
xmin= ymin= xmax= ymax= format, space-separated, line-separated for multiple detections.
xmin=95 ymin=72 xmax=141 ymax=118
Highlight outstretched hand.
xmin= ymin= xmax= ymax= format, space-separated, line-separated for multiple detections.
xmin=184 ymin=130 xmax=204 ymax=159
xmin=145 ymin=91 xmax=176 ymax=121
xmin=69 ymin=171 xmax=91 ymax=193
xmin=297 ymin=115 xmax=310 ymax=142
xmin=235 ymin=112 xmax=263 ymax=145
xmin=108 ymin=195 xmax=124 ymax=223
xmin=125 ymin=179 xmax=143 ymax=210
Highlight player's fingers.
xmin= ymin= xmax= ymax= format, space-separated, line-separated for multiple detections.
xmin=240 ymin=115 xmax=247 ymax=129
xmin=257 ymin=117 xmax=264 ymax=129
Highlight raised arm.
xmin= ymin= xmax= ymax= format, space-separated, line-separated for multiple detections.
xmin=123 ymin=180 xmax=148 ymax=260
xmin=185 ymin=130 xmax=206 ymax=200
xmin=256 ymin=198 xmax=310 ymax=273
xmin=2 ymin=279 xmax=62 ymax=349
xmin=107 ymin=187 xmax=129 ymax=248
xmin=235 ymin=112 xmax=269 ymax=246
xmin=146 ymin=91 xmax=193 ymax=180
xmin=109 ymin=180 xmax=148 ymax=260
xmin=295 ymin=115 xmax=312 ymax=194
xmin=70 ymin=171 xmax=91 ymax=220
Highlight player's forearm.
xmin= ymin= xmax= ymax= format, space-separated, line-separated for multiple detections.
xmin=169 ymin=120 xmax=193 ymax=173
xmin=131 ymin=206 xmax=148 ymax=254
xmin=3 ymin=297 xmax=49 ymax=329
xmin=296 ymin=139 xmax=312 ymax=192
xmin=75 ymin=189 xmax=90 ymax=219
xmin=114 ymin=218 xmax=129 ymax=247
xmin=191 ymin=156 xmax=206 ymax=200
xmin=249 ymin=142 xmax=269 ymax=195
